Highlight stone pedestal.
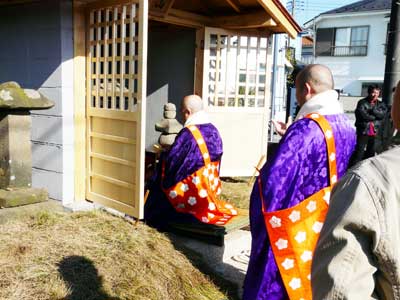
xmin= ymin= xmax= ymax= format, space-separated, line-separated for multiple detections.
xmin=0 ymin=113 xmax=48 ymax=208
xmin=0 ymin=112 xmax=31 ymax=188
xmin=0 ymin=82 xmax=54 ymax=208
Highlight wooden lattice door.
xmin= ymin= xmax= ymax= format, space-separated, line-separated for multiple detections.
xmin=202 ymin=27 xmax=272 ymax=176
xmin=86 ymin=0 xmax=147 ymax=218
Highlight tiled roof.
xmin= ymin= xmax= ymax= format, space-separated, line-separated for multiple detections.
xmin=302 ymin=36 xmax=313 ymax=46
xmin=321 ymin=0 xmax=391 ymax=15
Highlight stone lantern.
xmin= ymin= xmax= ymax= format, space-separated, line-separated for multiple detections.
xmin=0 ymin=81 xmax=54 ymax=208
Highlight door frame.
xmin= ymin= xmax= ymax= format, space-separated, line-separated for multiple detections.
xmin=73 ymin=0 xmax=148 ymax=218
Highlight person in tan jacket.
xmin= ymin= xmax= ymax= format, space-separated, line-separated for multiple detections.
xmin=311 ymin=80 xmax=400 ymax=300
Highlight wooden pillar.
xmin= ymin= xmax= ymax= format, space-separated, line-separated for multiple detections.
xmin=73 ymin=0 xmax=87 ymax=202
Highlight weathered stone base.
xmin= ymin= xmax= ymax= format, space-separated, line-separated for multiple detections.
xmin=0 ymin=188 xmax=48 ymax=208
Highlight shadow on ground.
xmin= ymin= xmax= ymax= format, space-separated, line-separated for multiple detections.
xmin=58 ymin=255 xmax=120 ymax=300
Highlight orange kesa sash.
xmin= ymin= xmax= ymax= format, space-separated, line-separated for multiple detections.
xmin=163 ymin=125 xmax=238 ymax=225
xmin=260 ymin=113 xmax=338 ymax=300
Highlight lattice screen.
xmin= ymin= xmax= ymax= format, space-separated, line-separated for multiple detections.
xmin=207 ymin=34 xmax=269 ymax=108
xmin=89 ymin=4 xmax=139 ymax=112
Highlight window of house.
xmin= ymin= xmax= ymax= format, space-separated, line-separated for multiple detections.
xmin=316 ymin=26 xmax=369 ymax=56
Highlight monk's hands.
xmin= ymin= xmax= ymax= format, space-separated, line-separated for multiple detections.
xmin=271 ymin=117 xmax=292 ymax=136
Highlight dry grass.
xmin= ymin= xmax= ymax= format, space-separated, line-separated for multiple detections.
xmin=220 ymin=178 xmax=253 ymax=210
xmin=0 ymin=210 xmax=227 ymax=300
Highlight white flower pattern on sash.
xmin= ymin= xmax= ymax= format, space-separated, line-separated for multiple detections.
xmin=331 ymin=175 xmax=337 ymax=184
xmin=203 ymin=153 xmax=209 ymax=159
xmin=288 ymin=210 xmax=301 ymax=223
xmin=188 ymin=197 xmax=197 ymax=206
xmin=306 ymin=200 xmax=317 ymax=212
xmin=323 ymin=191 xmax=331 ymax=205
xmin=275 ymin=238 xmax=288 ymax=250
xmin=325 ymin=130 xmax=333 ymax=139
xmin=197 ymin=138 xmax=204 ymax=145
xmin=312 ymin=221 xmax=323 ymax=233
xmin=208 ymin=202 xmax=216 ymax=211
xmin=180 ymin=184 xmax=189 ymax=192
xmin=330 ymin=152 xmax=336 ymax=162
xmin=169 ymin=190 xmax=177 ymax=199
xmin=192 ymin=176 xmax=200 ymax=185
xmin=199 ymin=189 xmax=208 ymax=198
xmin=289 ymin=278 xmax=301 ymax=290
xmin=310 ymin=113 xmax=319 ymax=119
xmin=269 ymin=216 xmax=282 ymax=228
xmin=281 ymin=258 xmax=294 ymax=270
xmin=301 ymin=250 xmax=312 ymax=262
xmin=294 ymin=231 xmax=306 ymax=243
xmin=202 ymin=217 xmax=209 ymax=223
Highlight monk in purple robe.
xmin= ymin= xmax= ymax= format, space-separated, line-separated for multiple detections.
xmin=243 ymin=65 xmax=356 ymax=300
xmin=144 ymin=95 xmax=227 ymax=229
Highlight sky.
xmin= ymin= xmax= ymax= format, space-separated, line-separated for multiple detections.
xmin=286 ymin=0 xmax=361 ymax=27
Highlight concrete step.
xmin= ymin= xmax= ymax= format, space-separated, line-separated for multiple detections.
xmin=169 ymin=228 xmax=251 ymax=298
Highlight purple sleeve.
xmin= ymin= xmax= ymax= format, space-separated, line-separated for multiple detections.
xmin=162 ymin=124 xmax=223 ymax=189
xmin=243 ymin=115 xmax=356 ymax=300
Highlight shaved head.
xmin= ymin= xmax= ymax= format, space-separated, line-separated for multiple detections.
xmin=295 ymin=64 xmax=334 ymax=106
xmin=181 ymin=94 xmax=204 ymax=121
xmin=297 ymin=64 xmax=334 ymax=92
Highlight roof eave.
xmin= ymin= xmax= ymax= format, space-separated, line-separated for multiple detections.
xmin=257 ymin=0 xmax=302 ymax=38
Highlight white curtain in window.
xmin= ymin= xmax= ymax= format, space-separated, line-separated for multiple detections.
xmin=335 ymin=28 xmax=350 ymax=46
xmin=334 ymin=28 xmax=350 ymax=55
xmin=351 ymin=27 xmax=368 ymax=46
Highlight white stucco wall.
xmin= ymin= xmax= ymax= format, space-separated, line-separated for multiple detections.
xmin=313 ymin=11 xmax=389 ymax=96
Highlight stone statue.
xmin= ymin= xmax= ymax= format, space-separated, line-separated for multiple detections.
xmin=0 ymin=81 xmax=54 ymax=208
xmin=155 ymin=103 xmax=182 ymax=149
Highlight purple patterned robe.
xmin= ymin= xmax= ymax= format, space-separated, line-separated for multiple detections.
xmin=144 ymin=123 xmax=223 ymax=229
xmin=243 ymin=114 xmax=356 ymax=300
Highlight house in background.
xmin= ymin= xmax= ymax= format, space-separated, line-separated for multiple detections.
xmin=0 ymin=0 xmax=300 ymax=219
xmin=304 ymin=0 xmax=390 ymax=97
xmin=300 ymin=36 xmax=313 ymax=64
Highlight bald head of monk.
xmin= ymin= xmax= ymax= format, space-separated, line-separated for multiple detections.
xmin=295 ymin=64 xmax=334 ymax=106
xmin=181 ymin=94 xmax=204 ymax=122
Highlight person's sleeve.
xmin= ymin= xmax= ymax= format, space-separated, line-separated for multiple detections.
xmin=163 ymin=128 xmax=193 ymax=176
xmin=357 ymin=102 xmax=376 ymax=121
xmin=372 ymin=103 xmax=388 ymax=120
xmin=260 ymin=119 xmax=322 ymax=210
xmin=312 ymin=172 xmax=380 ymax=300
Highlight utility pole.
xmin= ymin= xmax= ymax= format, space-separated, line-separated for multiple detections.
xmin=291 ymin=0 xmax=295 ymax=17
xmin=381 ymin=0 xmax=400 ymax=148
xmin=382 ymin=0 xmax=400 ymax=105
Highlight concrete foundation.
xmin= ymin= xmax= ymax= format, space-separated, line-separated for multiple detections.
xmin=169 ymin=229 xmax=251 ymax=298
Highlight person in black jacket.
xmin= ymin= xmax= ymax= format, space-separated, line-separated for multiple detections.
xmin=351 ymin=85 xmax=387 ymax=165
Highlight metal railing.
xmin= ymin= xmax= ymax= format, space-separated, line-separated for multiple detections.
xmin=300 ymin=55 xmax=314 ymax=65
xmin=331 ymin=45 xmax=368 ymax=56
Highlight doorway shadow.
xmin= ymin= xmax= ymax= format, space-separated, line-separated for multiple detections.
xmin=57 ymin=255 xmax=120 ymax=300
